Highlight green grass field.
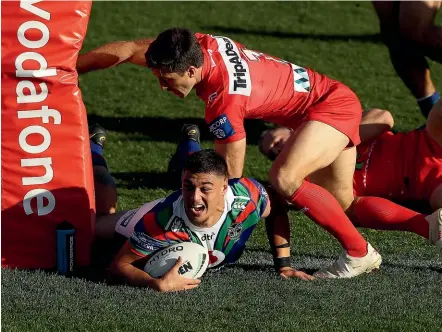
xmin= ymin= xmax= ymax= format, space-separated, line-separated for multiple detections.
xmin=3 ymin=2 xmax=442 ymax=331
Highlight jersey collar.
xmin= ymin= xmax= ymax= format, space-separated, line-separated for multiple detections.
xmin=195 ymin=46 xmax=212 ymax=100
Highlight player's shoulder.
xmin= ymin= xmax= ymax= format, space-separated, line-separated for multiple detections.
xmin=228 ymin=177 xmax=267 ymax=200
xmin=140 ymin=190 xmax=182 ymax=228
xmin=195 ymin=32 xmax=218 ymax=50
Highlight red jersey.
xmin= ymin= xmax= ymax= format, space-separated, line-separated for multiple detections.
xmin=353 ymin=129 xmax=442 ymax=202
xmin=194 ymin=33 xmax=334 ymax=143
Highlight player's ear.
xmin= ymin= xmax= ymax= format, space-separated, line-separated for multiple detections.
xmin=222 ymin=178 xmax=228 ymax=195
xmin=187 ymin=66 xmax=197 ymax=78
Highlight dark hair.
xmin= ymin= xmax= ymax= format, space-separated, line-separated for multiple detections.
xmin=145 ymin=28 xmax=204 ymax=73
xmin=183 ymin=149 xmax=228 ymax=178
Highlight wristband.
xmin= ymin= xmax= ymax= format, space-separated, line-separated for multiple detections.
xmin=275 ymin=243 xmax=290 ymax=249
xmin=273 ymin=256 xmax=290 ymax=270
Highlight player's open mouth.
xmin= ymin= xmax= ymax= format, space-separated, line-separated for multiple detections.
xmin=191 ymin=204 xmax=205 ymax=214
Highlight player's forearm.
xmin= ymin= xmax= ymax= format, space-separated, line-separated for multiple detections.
xmin=226 ymin=157 xmax=244 ymax=178
xmin=76 ymin=39 xmax=152 ymax=74
xmin=265 ymin=187 xmax=291 ymax=256
xmin=265 ymin=190 xmax=291 ymax=269
xmin=266 ymin=214 xmax=291 ymax=254
xmin=110 ymin=260 xmax=162 ymax=290
xmin=215 ymin=139 xmax=246 ymax=179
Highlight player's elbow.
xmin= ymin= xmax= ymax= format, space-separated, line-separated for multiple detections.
xmin=365 ymin=108 xmax=395 ymax=130
xmin=379 ymin=109 xmax=395 ymax=130
xmin=107 ymin=259 xmax=126 ymax=285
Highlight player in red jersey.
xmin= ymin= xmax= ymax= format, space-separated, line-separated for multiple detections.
xmin=259 ymin=103 xmax=442 ymax=251
xmin=77 ymin=28 xmax=386 ymax=279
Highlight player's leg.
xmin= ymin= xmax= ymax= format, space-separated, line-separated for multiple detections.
xmin=426 ymin=99 xmax=442 ymax=247
xmin=399 ymin=1 xmax=442 ymax=62
xmin=90 ymin=125 xmax=117 ymax=217
xmin=426 ymin=98 xmax=442 ymax=148
xmin=308 ymin=146 xmax=356 ymax=211
xmin=349 ymin=197 xmax=429 ymax=239
xmin=167 ymin=124 xmax=201 ymax=185
xmin=398 ymin=1 xmax=442 ymax=117
xmin=373 ymin=1 xmax=439 ymax=117
xmin=269 ymin=121 xmax=381 ymax=278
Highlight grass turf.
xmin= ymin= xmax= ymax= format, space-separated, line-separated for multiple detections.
xmin=2 ymin=2 xmax=442 ymax=331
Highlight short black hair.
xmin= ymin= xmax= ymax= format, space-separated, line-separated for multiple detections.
xmin=183 ymin=149 xmax=228 ymax=178
xmin=145 ymin=28 xmax=204 ymax=73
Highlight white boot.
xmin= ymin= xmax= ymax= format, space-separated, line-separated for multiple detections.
xmin=313 ymin=243 xmax=382 ymax=279
xmin=425 ymin=208 xmax=442 ymax=251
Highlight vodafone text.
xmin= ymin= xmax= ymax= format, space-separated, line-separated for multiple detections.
xmin=16 ymin=1 xmax=60 ymax=216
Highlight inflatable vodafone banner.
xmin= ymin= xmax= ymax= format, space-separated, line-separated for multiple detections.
xmin=1 ymin=0 xmax=95 ymax=269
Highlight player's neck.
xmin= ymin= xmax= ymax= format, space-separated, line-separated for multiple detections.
xmin=195 ymin=67 xmax=203 ymax=84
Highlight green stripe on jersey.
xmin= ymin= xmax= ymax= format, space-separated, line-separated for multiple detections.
xmin=155 ymin=204 xmax=174 ymax=228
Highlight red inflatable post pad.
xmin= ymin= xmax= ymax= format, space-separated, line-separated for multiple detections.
xmin=1 ymin=0 xmax=95 ymax=268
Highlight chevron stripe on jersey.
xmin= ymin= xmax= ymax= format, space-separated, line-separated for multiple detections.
xmin=291 ymin=63 xmax=310 ymax=93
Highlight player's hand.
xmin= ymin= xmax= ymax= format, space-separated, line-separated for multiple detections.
xmin=279 ymin=267 xmax=315 ymax=281
xmin=157 ymin=257 xmax=201 ymax=292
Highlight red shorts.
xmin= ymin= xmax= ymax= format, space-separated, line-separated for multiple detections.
xmin=304 ymin=80 xmax=362 ymax=147
xmin=353 ymin=129 xmax=442 ymax=202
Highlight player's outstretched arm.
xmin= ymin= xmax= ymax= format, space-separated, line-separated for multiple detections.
xmin=76 ymin=39 xmax=153 ymax=74
xmin=265 ymin=187 xmax=314 ymax=281
xmin=215 ymin=139 xmax=246 ymax=179
xmin=109 ymin=242 xmax=201 ymax=292
xmin=359 ymin=108 xmax=395 ymax=142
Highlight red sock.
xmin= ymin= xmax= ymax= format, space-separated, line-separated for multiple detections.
xmin=290 ymin=181 xmax=368 ymax=257
xmin=352 ymin=197 xmax=428 ymax=239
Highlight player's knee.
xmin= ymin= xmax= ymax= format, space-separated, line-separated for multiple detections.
xmin=268 ymin=167 xmax=304 ymax=198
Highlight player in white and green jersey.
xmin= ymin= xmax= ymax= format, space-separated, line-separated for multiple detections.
xmin=95 ymin=149 xmax=313 ymax=292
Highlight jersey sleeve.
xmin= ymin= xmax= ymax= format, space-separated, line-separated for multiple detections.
xmin=230 ymin=177 xmax=269 ymax=218
xmin=205 ymin=98 xmax=246 ymax=144
xmin=242 ymin=178 xmax=269 ymax=217
xmin=128 ymin=212 xmax=170 ymax=257
xmin=128 ymin=190 xmax=190 ymax=257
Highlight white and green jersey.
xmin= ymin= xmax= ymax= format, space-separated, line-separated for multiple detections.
xmin=128 ymin=178 xmax=268 ymax=268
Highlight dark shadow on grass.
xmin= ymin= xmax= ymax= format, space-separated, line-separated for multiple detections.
xmin=112 ymin=171 xmax=181 ymax=190
xmin=226 ymin=263 xmax=318 ymax=275
xmin=243 ymin=248 xmax=442 ymax=273
xmin=87 ymin=114 xmax=269 ymax=145
xmin=203 ymin=26 xmax=382 ymax=43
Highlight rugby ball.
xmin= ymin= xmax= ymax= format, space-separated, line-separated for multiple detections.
xmin=144 ymin=242 xmax=209 ymax=279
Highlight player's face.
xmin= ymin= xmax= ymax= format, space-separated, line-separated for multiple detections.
xmin=151 ymin=68 xmax=196 ymax=98
xmin=182 ymin=171 xmax=227 ymax=226
xmin=261 ymin=127 xmax=292 ymax=160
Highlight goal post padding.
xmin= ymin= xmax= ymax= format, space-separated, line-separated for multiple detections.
xmin=1 ymin=0 xmax=95 ymax=269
